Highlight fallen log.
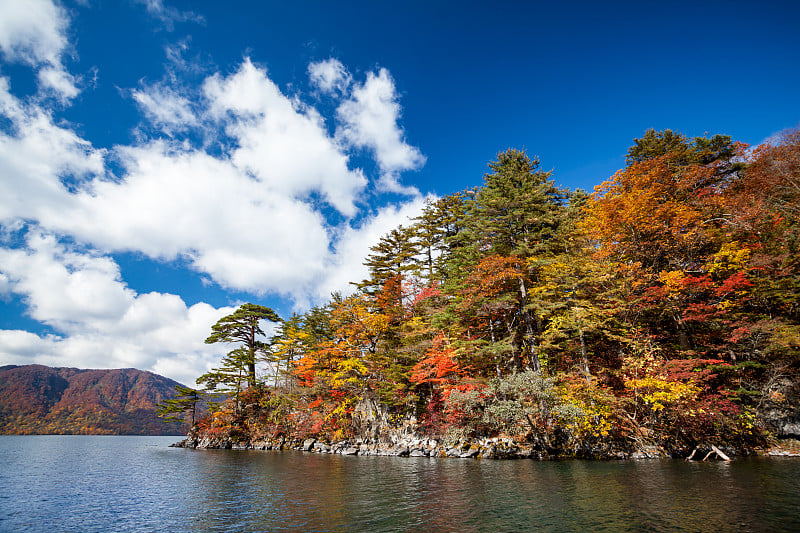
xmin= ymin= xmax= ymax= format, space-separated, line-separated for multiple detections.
xmin=701 ymin=444 xmax=732 ymax=461
xmin=711 ymin=444 xmax=732 ymax=461
xmin=685 ymin=447 xmax=698 ymax=461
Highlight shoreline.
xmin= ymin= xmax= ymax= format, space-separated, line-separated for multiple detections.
xmin=172 ymin=434 xmax=800 ymax=460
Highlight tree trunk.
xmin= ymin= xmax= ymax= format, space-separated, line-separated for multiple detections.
xmin=248 ymin=321 xmax=258 ymax=388
xmin=518 ymin=276 xmax=541 ymax=372
xmin=674 ymin=313 xmax=691 ymax=351
xmin=579 ymin=328 xmax=591 ymax=384
xmin=248 ymin=362 xmax=257 ymax=388
xmin=505 ymin=318 xmax=522 ymax=372
xmin=488 ymin=311 xmax=501 ymax=379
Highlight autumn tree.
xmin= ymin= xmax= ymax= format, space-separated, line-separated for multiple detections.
xmin=268 ymin=313 xmax=310 ymax=389
xmin=358 ymin=226 xmax=419 ymax=296
xmin=199 ymin=304 xmax=282 ymax=391
xmin=537 ymin=252 xmax=629 ymax=382
xmin=410 ymin=193 xmax=469 ymax=282
xmin=453 ymin=149 xmax=569 ymax=372
xmin=456 ymin=254 xmax=528 ymax=376
xmin=156 ymin=385 xmax=201 ymax=427
xmin=626 ymin=128 xmax=738 ymax=168
xmin=191 ymin=132 xmax=784 ymax=454
xmin=583 ymin=131 xmax=751 ymax=357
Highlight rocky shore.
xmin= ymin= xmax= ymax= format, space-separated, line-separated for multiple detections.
xmin=171 ymin=398 xmax=800 ymax=459
xmin=172 ymin=431 xmax=800 ymax=459
xmin=174 ymin=428 xmax=742 ymax=460
xmin=173 ymin=433 xmax=627 ymax=459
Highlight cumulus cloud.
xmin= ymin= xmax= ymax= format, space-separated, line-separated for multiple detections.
xmin=308 ymin=58 xmax=351 ymax=95
xmin=0 ymin=54 xmax=428 ymax=301
xmin=204 ymin=59 xmax=367 ymax=216
xmin=0 ymin=5 xmax=428 ymax=379
xmin=0 ymin=0 xmax=78 ymax=99
xmin=0 ymin=76 xmax=105 ymax=223
xmin=0 ymin=229 xmax=233 ymax=384
xmin=63 ymin=140 xmax=335 ymax=294
xmin=336 ymin=68 xmax=426 ymax=194
xmin=0 ymin=232 xmax=134 ymax=329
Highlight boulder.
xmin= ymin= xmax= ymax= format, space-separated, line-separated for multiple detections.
xmin=313 ymin=442 xmax=331 ymax=453
xmin=459 ymin=447 xmax=481 ymax=458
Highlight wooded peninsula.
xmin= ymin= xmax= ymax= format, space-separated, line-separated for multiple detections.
xmin=168 ymin=128 xmax=800 ymax=459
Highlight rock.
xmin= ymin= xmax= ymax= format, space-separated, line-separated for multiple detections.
xmin=459 ymin=447 xmax=480 ymax=458
xmin=517 ymin=447 xmax=534 ymax=458
xmin=631 ymin=445 xmax=664 ymax=459
xmin=780 ymin=420 xmax=800 ymax=438
xmin=410 ymin=449 xmax=427 ymax=457
xmin=341 ymin=447 xmax=359 ymax=455
xmin=302 ymin=438 xmax=316 ymax=451
xmin=351 ymin=397 xmax=392 ymax=440
xmin=313 ymin=442 xmax=331 ymax=453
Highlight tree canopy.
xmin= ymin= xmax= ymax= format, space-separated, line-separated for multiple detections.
xmin=198 ymin=304 xmax=281 ymax=394
xmin=189 ymin=131 xmax=800 ymax=456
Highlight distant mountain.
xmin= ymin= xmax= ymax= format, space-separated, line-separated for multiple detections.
xmin=0 ymin=365 xmax=188 ymax=435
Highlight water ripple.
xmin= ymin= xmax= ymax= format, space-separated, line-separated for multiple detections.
xmin=1 ymin=436 xmax=798 ymax=532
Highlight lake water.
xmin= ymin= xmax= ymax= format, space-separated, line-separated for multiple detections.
xmin=1 ymin=436 xmax=799 ymax=532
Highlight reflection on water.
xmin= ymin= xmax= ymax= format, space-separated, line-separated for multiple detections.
xmin=1 ymin=435 xmax=798 ymax=532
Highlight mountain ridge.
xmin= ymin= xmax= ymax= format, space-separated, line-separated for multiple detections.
xmin=0 ymin=364 xmax=187 ymax=435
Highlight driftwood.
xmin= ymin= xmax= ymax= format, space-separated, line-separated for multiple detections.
xmin=709 ymin=444 xmax=732 ymax=461
xmin=687 ymin=444 xmax=731 ymax=461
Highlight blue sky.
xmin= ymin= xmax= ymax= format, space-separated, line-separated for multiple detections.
xmin=1 ymin=0 xmax=798 ymax=386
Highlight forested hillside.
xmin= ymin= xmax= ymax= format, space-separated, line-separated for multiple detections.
xmin=190 ymin=129 xmax=800 ymax=457
xmin=0 ymin=365 xmax=187 ymax=435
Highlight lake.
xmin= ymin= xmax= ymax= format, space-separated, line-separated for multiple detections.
xmin=1 ymin=435 xmax=798 ymax=532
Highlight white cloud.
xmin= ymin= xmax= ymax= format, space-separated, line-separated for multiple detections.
xmin=0 ymin=77 xmax=105 ymax=223
xmin=0 ymin=56 xmax=428 ymax=301
xmin=0 ymin=230 xmax=234 ymax=385
xmin=37 ymin=65 xmax=79 ymax=100
xmin=135 ymin=0 xmax=205 ymax=31
xmin=132 ymin=83 xmax=198 ymax=133
xmin=308 ymin=58 xmax=351 ymax=95
xmin=315 ymin=194 xmax=432 ymax=302
xmin=0 ymin=40 xmax=430 ymax=379
xmin=0 ymin=271 xmax=10 ymax=294
xmin=0 ymin=330 xmax=59 ymax=358
xmin=0 ymin=0 xmax=78 ymax=99
xmin=203 ymin=59 xmax=367 ymax=216
xmin=62 ymin=140 xmax=334 ymax=295
xmin=0 ymin=0 xmax=67 ymax=66
xmin=336 ymin=68 xmax=425 ymax=194
xmin=0 ymin=232 xmax=134 ymax=329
